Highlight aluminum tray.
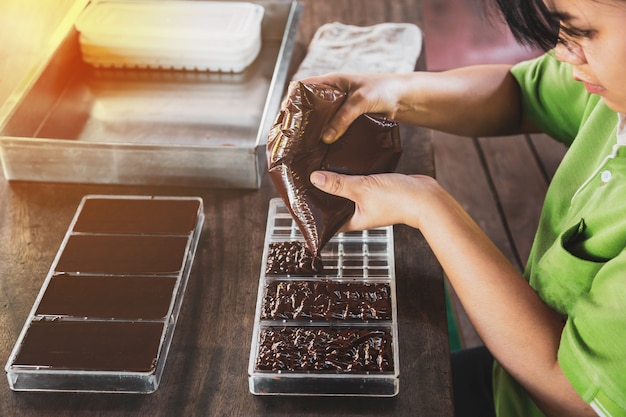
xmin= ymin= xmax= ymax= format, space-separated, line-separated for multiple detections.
xmin=0 ymin=0 xmax=302 ymax=188
xmin=5 ymin=195 xmax=204 ymax=393
xmin=249 ymin=198 xmax=400 ymax=396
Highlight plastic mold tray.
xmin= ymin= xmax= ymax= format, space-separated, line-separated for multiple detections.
xmin=5 ymin=195 xmax=204 ymax=393
xmin=248 ymin=198 xmax=400 ymax=396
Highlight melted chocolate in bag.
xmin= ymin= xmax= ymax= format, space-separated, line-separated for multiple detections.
xmin=267 ymin=82 xmax=402 ymax=258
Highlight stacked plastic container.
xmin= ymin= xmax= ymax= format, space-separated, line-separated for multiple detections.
xmin=75 ymin=0 xmax=265 ymax=72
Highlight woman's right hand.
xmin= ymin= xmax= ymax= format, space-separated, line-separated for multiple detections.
xmin=301 ymin=64 xmax=530 ymax=139
xmin=299 ymin=72 xmax=409 ymax=143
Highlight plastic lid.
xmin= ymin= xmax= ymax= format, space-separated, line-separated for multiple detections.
xmin=75 ymin=0 xmax=264 ymax=43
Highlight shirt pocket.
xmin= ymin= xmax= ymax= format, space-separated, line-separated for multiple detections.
xmin=533 ymin=218 xmax=606 ymax=314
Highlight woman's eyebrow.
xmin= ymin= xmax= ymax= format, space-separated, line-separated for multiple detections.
xmin=549 ymin=10 xmax=582 ymax=25
xmin=550 ymin=10 xmax=572 ymax=21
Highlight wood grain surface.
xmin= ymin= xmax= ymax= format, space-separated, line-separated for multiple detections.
xmin=0 ymin=1 xmax=452 ymax=416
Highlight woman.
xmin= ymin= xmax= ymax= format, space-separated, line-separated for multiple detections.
xmin=301 ymin=0 xmax=626 ymax=416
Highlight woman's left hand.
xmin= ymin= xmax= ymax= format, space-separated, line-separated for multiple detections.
xmin=311 ymin=168 xmax=594 ymax=417
xmin=309 ymin=170 xmax=435 ymax=231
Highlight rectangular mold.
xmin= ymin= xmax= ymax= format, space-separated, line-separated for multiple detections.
xmin=248 ymin=198 xmax=400 ymax=396
xmin=5 ymin=195 xmax=204 ymax=393
xmin=0 ymin=0 xmax=302 ymax=188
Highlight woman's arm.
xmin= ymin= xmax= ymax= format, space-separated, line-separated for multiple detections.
xmin=309 ymin=170 xmax=596 ymax=417
xmin=301 ymin=64 xmax=539 ymax=143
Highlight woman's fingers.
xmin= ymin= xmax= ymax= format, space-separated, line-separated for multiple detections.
xmin=310 ymin=170 xmax=348 ymax=197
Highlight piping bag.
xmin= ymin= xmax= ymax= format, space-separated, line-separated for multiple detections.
xmin=267 ymin=81 xmax=402 ymax=269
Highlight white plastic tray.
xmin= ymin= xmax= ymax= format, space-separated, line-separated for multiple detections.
xmin=75 ymin=0 xmax=265 ymax=72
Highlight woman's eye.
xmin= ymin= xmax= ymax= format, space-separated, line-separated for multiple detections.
xmin=560 ymin=25 xmax=592 ymax=39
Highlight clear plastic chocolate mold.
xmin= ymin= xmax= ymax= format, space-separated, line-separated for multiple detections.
xmin=248 ymin=198 xmax=399 ymax=396
xmin=5 ymin=195 xmax=204 ymax=393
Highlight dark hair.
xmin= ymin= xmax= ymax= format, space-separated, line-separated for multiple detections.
xmin=490 ymin=0 xmax=560 ymax=51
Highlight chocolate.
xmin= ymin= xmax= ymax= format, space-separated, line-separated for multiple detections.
xmin=255 ymin=326 xmax=393 ymax=372
xmin=7 ymin=196 xmax=204 ymax=391
xmin=261 ymin=280 xmax=392 ymax=320
xmin=265 ymin=241 xmax=323 ymax=275
xmin=36 ymin=274 xmax=177 ymax=320
xmin=267 ymin=81 xmax=402 ymax=257
xmin=13 ymin=320 xmax=164 ymax=372
xmin=55 ymin=234 xmax=189 ymax=275
xmin=73 ymin=197 xmax=201 ymax=235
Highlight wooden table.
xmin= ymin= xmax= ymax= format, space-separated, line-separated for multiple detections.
xmin=0 ymin=1 xmax=453 ymax=416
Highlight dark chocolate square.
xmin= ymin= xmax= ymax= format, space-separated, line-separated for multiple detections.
xmin=255 ymin=326 xmax=393 ymax=373
xmin=55 ymin=234 xmax=189 ymax=275
xmin=36 ymin=274 xmax=177 ymax=320
xmin=13 ymin=321 xmax=164 ymax=372
xmin=261 ymin=280 xmax=392 ymax=320
xmin=73 ymin=197 xmax=201 ymax=235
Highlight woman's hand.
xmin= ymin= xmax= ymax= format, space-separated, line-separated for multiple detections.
xmin=309 ymin=170 xmax=437 ymax=230
xmin=300 ymin=65 xmax=534 ymax=139
xmin=300 ymin=72 xmax=410 ymax=143
xmin=310 ymin=168 xmax=593 ymax=417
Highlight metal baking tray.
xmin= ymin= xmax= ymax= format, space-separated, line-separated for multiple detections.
xmin=0 ymin=0 xmax=302 ymax=188
xmin=249 ymin=198 xmax=400 ymax=396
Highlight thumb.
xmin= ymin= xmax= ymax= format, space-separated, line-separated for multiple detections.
xmin=310 ymin=170 xmax=349 ymax=198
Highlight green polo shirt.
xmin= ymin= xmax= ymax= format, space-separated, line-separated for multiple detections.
xmin=492 ymin=52 xmax=626 ymax=417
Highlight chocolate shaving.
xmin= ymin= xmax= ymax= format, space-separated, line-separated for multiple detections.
xmin=255 ymin=326 xmax=394 ymax=373
xmin=265 ymin=241 xmax=323 ymax=275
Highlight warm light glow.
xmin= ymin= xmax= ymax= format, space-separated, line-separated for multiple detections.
xmin=0 ymin=0 xmax=79 ymax=105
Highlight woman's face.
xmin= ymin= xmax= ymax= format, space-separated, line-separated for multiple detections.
xmin=550 ymin=0 xmax=626 ymax=113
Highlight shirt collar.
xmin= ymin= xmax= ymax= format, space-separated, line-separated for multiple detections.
xmin=618 ymin=113 xmax=626 ymax=145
